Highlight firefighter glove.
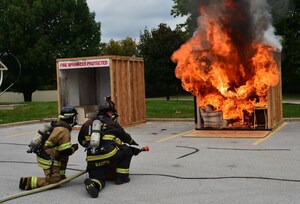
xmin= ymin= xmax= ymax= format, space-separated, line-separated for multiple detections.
xmin=72 ymin=143 xmax=79 ymax=152
xmin=131 ymin=146 xmax=141 ymax=156
xmin=130 ymin=140 xmax=139 ymax=146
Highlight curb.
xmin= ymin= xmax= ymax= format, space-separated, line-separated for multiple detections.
xmin=0 ymin=118 xmax=56 ymax=128
xmin=1 ymin=117 xmax=300 ymax=128
xmin=283 ymin=118 xmax=300 ymax=122
xmin=147 ymin=118 xmax=195 ymax=122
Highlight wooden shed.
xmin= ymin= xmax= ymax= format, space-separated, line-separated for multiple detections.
xmin=195 ymin=52 xmax=282 ymax=130
xmin=56 ymin=55 xmax=146 ymax=126
xmin=266 ymin=52 xmax=282 ymax=129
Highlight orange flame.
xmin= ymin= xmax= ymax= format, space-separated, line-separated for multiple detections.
xmin=172 ymin=2 xmax=279 ymax=125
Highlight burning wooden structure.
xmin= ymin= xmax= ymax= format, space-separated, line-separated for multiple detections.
xmin=56 ymin=56 xmax=146 ymax=126
xmin=194 ymin=51 xmax=282 ymax=130
xmin=172 ymin=0 xmax=283 ymax=130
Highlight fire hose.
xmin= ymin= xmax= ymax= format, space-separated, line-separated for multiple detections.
xmin=0 ymin=169 xmax=86 ymax=203
xmin=0 ymin=145 xmax=149 ymax=203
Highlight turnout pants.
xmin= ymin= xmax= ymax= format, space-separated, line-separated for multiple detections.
xmin=23 ymin=158 xmax=68 ymax=190
xmin=23 ymin=167 xmax=61 ymax=190
xmin=87 ymin=145 xmax=133 ymax=191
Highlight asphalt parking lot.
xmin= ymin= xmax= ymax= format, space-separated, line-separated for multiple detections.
xmin=1 ymin=120 xmax=300 ymax=204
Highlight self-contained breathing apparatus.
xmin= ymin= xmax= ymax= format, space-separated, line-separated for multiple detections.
xmin=27 ymin=122 xmax=58 ymax=176
xmin=27 ymin=122 xmax=55 ymax=154
xmin=27 ymin=121 xmax=69 ymax=176
xmin=89 ymin=119 xmax=103 ymax=154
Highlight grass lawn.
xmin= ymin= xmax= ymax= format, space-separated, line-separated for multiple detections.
xmin=282 ymin=103 xmax=300 ymax=118
xmin=146 ymin=100 xmax=194 ymax=118
xmin=0 ymin=102 xmax=58 ymax=124
xmin=0 ymin=99 xmax=300 ymax=124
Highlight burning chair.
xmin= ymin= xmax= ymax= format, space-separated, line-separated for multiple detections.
xmin=200 ymin=105 xmax=227 ymax=129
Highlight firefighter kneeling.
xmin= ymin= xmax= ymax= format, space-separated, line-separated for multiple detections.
xmin=78 ymin=97 xmax=143 ymax=198
xmin=19 ymin=106 xmax=79 ymax=190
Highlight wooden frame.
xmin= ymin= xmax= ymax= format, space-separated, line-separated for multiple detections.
xmin=266 ymin=52 xmax=283 ymax=129
xmin=56 ymin=56 xmax=146 ymax=126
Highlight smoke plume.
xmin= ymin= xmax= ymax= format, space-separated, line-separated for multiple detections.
xmin=194 ymin=0 xmax=282 ymax=51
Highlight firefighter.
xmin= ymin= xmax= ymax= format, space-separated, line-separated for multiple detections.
xmin=78 ymin=97 xmax=139 ymax=198
xmin=19 ymin=106 xmax=79 ymax=190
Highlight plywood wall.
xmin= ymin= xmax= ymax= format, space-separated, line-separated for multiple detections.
xmin=109 ymin=56 xmax=146 ymax=126
xmin=267 ymin=52 xmax=283 ymax=129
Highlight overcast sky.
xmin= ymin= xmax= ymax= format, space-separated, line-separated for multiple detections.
xmin=86 ymin=0 xmax=187 ymax=43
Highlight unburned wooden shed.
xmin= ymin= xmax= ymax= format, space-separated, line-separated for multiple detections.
xmin=56 ymin=56 xmax=146 ymax=126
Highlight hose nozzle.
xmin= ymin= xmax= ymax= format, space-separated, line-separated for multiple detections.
xmin=140 ymin=146 xmax=149 ymax=152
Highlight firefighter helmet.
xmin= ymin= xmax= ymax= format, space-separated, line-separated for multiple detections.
xmin=98 ymin=96 xmax=117 ymax=114
xmin=58 ymin=106 xmax=78 ymax=126
xmin=99 ymin=100 xmax=115 ymax=112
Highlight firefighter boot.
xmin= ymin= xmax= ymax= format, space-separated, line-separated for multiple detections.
xmin=19 ymin=177 xmax=28 ymax=190
xmin=84 ymin=178 xmax=99 ymax=198
xmin=115 ymin=175 xmax=130 ymax=185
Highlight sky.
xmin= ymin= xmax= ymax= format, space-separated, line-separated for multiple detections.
xmin=86 ymin=0 xmax=187 ymax=43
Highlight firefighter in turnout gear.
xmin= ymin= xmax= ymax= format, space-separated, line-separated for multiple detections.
xmin=78 ymin=97 xmax=139 ymax=198
xmin=19 ymin=106 xmax=79 ymax=190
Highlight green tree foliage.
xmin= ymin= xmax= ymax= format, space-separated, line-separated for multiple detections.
xmin=171 ymin=0 xmax=200 ymax=38
xmin=275 ymin=0 xmax=300 ymax=93
xmin=0 ymin=0 xmax=101 ymax=101
xmin=138 ymin=23 xmax=185 ymax=99
xmin=268 ymin=0 xmax=290 ymax=24
xmin=101 ymin=37 xmax=137 ymax=56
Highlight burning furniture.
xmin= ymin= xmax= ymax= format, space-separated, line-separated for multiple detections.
xmin=193 ymin=51 xmax=282 ymax=130
xmin=172 ymin=0 xmax=282 ymax=130
xmin=199 ymin=105 xmax=227 ymax=129
xmin=56 ymin=56 xmax=146 ymax=126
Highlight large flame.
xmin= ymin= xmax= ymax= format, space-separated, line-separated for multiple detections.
xmin=172 ymin=0 xmax=280 ymax=125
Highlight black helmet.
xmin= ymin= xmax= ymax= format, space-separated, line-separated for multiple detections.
xmin=98 ymin=96 xmax=117 ymax=114
xmin=58 ymin=106 xmax=78 ymax=126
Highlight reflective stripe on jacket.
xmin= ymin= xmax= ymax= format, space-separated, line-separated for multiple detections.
xmin=86 ymin=146 xmax=119 ymax=161
xmin=37 ymin=120 xmax=72 ymax=169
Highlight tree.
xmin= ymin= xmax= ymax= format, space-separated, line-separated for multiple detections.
xmin=268 ymin=0 xmax=290 ymax=24
xmin=275 ymin=0 xmax=300 ymax=93
xmin=100 ymin=37 xmax=137 ymax=56
xmin=138 ymin=23 xmax=185 ymax=99
xmin=171 ymin=0 xmax=201 ymax=38
xmin=0 ymin=0 xmax=101 ymax=101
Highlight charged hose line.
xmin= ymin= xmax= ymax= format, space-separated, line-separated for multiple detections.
xmin=0 ymin=170 xmax=86 ymax=203
xmin=131 ymin=173 xmax=300 ymax=183
xmin=176 ymin=145 xmax=199 ymax=159
xmin=0 ymin=160 xmax=79 ymax=167
xmin=3 ymin=161 xmax=299 ymax=183
xmin=0 ymin=143 xmax=27 ymax=146
xmin=207 ymin=147 xmax=291 ymax=151
xmin=1 ymin=169 xmax=300 ymax=203
xmin=34 ymin=167 xmax=300 ymax=183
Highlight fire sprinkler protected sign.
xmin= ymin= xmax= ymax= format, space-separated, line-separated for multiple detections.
xmin=58 ymin=58 xmax=109 ymax=69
